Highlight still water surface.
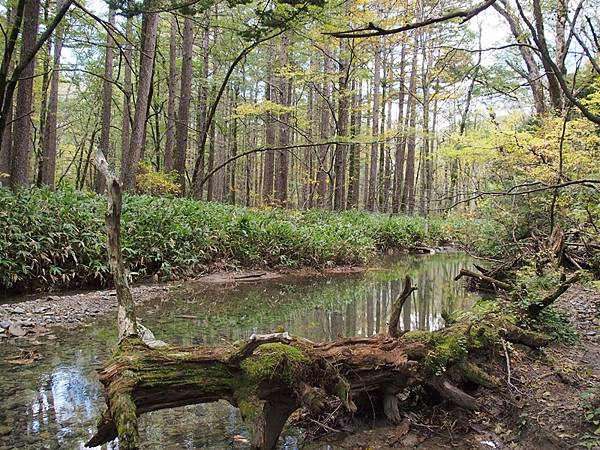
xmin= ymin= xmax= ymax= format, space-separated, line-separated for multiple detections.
xmin=0 ymin=254 xmax=480 ymax=450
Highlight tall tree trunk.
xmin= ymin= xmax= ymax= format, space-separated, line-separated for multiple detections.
xmin=362 ymin=80 xmax=371 ymax=208
xmin=36 ymin=2 xmax=51 ymax=187
xmin=430 ymin=98 xmax=439 ymax=212
xmin=531 ymin=0 xmax=563 ymax=111
xmin=316 ymin=53 xmax=332 ymax=208
xmin=367 ymin=41 xmax=381 ymax=211
xmin=555 ymin=0 xmax=568 ymax=76
xmin=333 ymin=42 xmax=349 ymax=211
xmin=401 ymin=41 xmax=418 ymax=214
xmin=381 ymin=59 xmax=393 ymax=212
xmin=94 ymin=7 xmax=115 ymax=192
xmin=194 ymin=18 xmax=210 ymax=199
xmin=206 ymin=122 xmax=215 ymax=201
xmin=261 ymin=44 xmax=276 ymax=204
xmin=275 ymin=34 xmax=290 ymax=206
xmin=377 ymin=55 xmax=388 ymax=211
xmin=121 ymin=12 xmax=159 ymax=191
xmin=304 ymin=56 xmax=316 ymax=208
xmin=392 ymin=43 xmax=407 ymax=213
xmin=10 ymin=0 xmax=40 ymax=188
xmin=0 ymin=6 xmax=18 ymax=186
xmin=346 ymin=79 xmax=361 ymax=209
xmin=120 ymin=16 xmax=133 ymax=179
xmin=419 ymin=34 xmax=431 ymax=216
xmin=0 ymin=94 xmax=12 ymax=185
xmin=164 ymin=13 xmax=178 ymax=172
xmin=41 ymin=0 xmax=67 ymax=188
xmin=229 ymin=88 xmax=239 ymax=205
xmin=173 ymin=15 xmax=193 ymax=194
xmin=493 ymin=1 xmax=546 ymax=116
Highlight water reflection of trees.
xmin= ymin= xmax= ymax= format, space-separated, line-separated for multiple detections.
xmin=157 ymin=254 xmax=479 ymax=344
xmin=285 ymin=255 xmax=477 ymax=341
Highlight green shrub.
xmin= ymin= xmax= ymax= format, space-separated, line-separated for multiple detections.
xmin=0 ymin=187 xmax=488 ymax=292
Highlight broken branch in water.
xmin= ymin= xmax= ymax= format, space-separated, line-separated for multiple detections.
xmin=388 ymin=276 xmax=417 ymax=338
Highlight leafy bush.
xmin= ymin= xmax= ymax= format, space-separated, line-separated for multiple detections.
xmin=0 ymin=187 xmax=487 ymax=292
xmin=135 ymin=163 xmax=181 ymax=196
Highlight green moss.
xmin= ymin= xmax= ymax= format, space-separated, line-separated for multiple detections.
xmin=402 ymin=328 xmax=471 ymax=375
xmin=424 ymin=334 xmax=469 ymax=375
xmin=402 ymin=329 xmax=434 ymax=343
xmin=240 ymin=343 xmax=309 ymax=384
xmin=457 ymin=361 xmax=500 ymax=388
xmin=466 ymin=325 xmax=494 ymax=348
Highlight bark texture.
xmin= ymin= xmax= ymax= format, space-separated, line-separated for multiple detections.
xmin=173 ymin=15 xmax=194 ymax=193
xmin=121 ymin=12 xmax=159 ymax=191
xmin=10 ymin=0 xmax=40 ymax=188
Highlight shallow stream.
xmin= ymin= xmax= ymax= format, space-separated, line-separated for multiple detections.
xmin=0 ymin=253 xmax=480 ymax=450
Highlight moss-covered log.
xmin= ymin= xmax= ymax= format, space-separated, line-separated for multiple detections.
xmin=86 ymin=313 xmax=549 ymax=450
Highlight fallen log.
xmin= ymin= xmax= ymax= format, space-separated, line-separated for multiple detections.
xmin=86 ymin=314 xmax=549 ymax=450
xmin=527 ymin=273 xmax=581 ymax=317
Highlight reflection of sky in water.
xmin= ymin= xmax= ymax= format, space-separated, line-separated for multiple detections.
xmin=0 ymin=254 xmax=479 ymax=449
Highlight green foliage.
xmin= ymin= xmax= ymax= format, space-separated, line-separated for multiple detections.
xmin=0 ymin=187 xmax=483 ymax=291
xmin=580 ymin=390 xmax=600 ymax=438
xmin=534 ymin=308 xmax=579 ymax=345
xmin=510 ymin=264 xmax=578 ymax=344
xmin=439 ymin=110 xmax=600 ymax=260
xmin=135 ymin=163 xmax=181 ymax=196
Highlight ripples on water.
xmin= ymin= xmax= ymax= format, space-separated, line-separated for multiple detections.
xmin=0 ymin=253 xmax=480 ymax=449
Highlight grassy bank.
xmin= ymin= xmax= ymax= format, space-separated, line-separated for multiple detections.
xmin=0 ymin=188 xmax=489 ymax=292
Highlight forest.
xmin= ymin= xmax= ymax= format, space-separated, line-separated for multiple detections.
xmin=0 ymin=0 xmax=599 ymax=448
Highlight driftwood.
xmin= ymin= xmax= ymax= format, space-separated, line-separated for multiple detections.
xmin=95 ymin=153 xmax=138 ymax=340
xmin=527 ymin=273 xmax=581 ymax=316
xmin=87 ymin=153 xmax=571 ymax=450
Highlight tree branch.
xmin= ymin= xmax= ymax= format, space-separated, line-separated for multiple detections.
xmin=325 ymin=0 xmax=497 ymax=38
xmin=388 ymin=276 xmax=417 ymax=338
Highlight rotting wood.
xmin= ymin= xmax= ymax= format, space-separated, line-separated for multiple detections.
xmin=86 ymin=315 xmax=550 ymax=450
